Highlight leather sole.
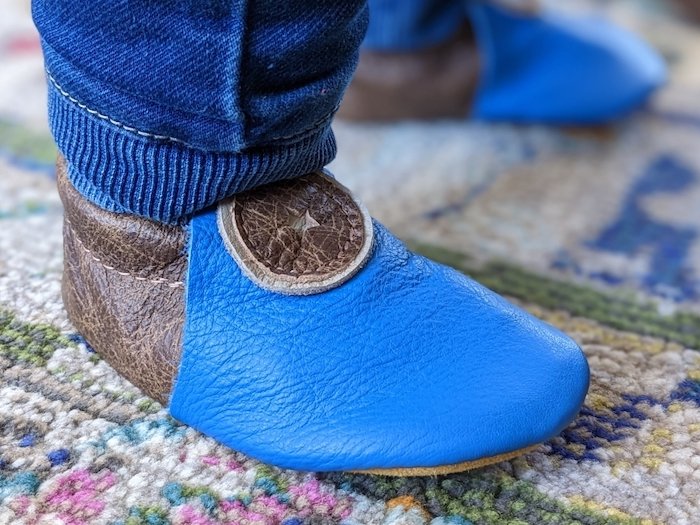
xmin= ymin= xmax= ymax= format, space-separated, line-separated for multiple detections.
xmin=354 ymin=445 xmax=536 ymax=476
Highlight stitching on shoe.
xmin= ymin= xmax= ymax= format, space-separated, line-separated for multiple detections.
xmin=65 ymin=218 xmax=185 ymax=289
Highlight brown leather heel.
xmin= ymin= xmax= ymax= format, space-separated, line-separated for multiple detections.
xmin=58 ymin=157 xmax=186 ymax=404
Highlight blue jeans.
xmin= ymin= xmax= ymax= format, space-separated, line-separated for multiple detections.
xmin=33 ymin=0 xmax=458 ymax=223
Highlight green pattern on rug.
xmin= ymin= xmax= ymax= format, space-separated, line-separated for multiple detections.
xmin=325 ymin=470 xmax=647 ymax=525
xmin=0 ymin=309 xmax=72 ymax=366
xmin=0 ymin=120 xmax=56 ymax=170
xmin=412 ymin=242 xmax=700 ymax=350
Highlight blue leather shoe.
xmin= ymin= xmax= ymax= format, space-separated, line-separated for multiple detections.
xmin=340 ymin=1 xmax=665 ymax=124
xmin=469 ymin=1 xmax=667 ymax=124
xmin=58 ymin=157 xmax=590 ymax=475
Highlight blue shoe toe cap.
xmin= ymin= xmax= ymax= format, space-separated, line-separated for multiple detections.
xmin=404 ymin=274 xmax=591 ymax=465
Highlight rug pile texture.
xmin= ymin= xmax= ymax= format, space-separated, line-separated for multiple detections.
xmin=2 ymin=1 xmax=700 ymax=524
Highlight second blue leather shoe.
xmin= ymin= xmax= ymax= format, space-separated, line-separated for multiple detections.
xmin=58 ymin=157 xmax=590 ymax=475
xmin=340 ymin=0 xmax=666 ymax=125
xmin=469 ymin=1 xmax=667 ymax=124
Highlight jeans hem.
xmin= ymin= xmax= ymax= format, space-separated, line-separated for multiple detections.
xmin=48 ymin=80 xmax=338 ymax=224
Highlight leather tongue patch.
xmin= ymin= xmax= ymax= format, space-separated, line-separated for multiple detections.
xmin=217 ymin=171 xmax=374 ymax=295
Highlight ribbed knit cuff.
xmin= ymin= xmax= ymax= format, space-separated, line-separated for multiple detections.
xmin=48 ymin=79 xmax=338 ymax=224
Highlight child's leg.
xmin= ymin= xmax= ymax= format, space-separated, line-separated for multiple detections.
xmin=32 ymin=0 xmax=368 ymax=223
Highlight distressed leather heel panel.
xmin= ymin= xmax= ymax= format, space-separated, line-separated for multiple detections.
xmin=57 ymin=158 xmax=186 ymax=404
xmin=57 ymin=156 xmax=187 ymax=275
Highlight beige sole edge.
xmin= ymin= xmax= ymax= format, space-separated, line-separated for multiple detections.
xmin=351 ymin=445 xmax=538 ymax=477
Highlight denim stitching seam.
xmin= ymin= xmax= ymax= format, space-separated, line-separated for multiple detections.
xmin=269 ymin=107 xmax=338 ymax=142
xmin=47 ymin=69 xmax=335 ymax=148
xmin=47 ymin=70 xmax=185 ymax=144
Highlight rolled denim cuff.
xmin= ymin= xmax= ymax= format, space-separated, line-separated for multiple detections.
xmin=48 ymin=76 xmax=337 ymax=224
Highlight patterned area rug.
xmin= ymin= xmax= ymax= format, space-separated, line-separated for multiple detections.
xmin=2 ymin=1 xmax=700 ymax=524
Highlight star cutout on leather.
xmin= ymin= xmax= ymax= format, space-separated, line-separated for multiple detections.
xmin=287 ymin=209 xmax=321 ymax=235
